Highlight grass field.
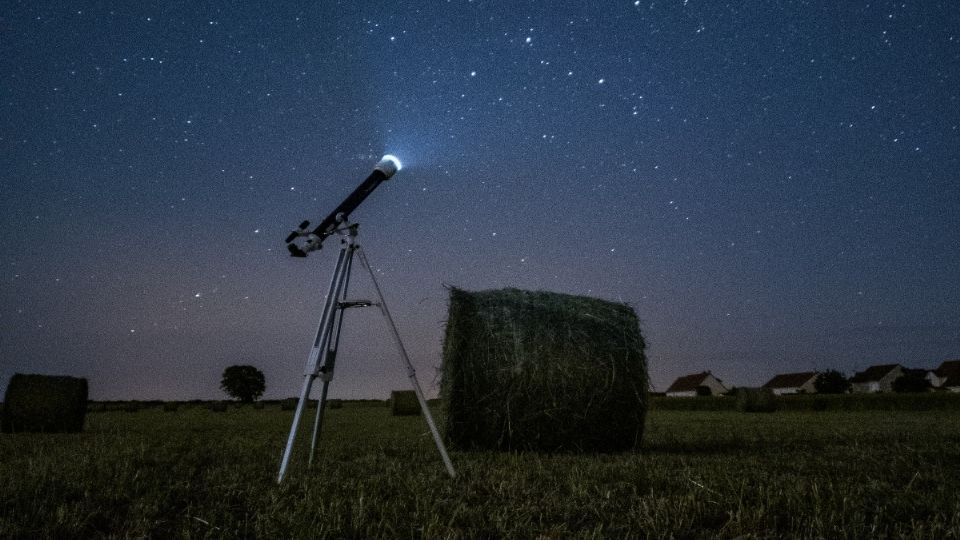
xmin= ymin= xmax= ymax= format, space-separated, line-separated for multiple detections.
xmin=2 ymin=404 xmax=959 ymax=538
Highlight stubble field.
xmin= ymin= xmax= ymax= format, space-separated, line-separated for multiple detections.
xmin=2 ymin=403 xmax=959 ymax=538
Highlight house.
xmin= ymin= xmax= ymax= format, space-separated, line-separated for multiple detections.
xmin=849 ymin=364 xmax=902 ymax=393
xmin=665 ymin=371 xmax=728 ymax=397
xmin=898 ymin=367 xmax=935 ymax=392
xmin=926 ymin=370 xmax=946 ymax=388
xmin=934 ymin=360 xmax=960 ymax=392
xmin=761 ymin=372 xmax=819 ymax=395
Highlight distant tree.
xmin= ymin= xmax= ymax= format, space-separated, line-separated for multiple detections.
xmin=892 ymin=370 xmax=932 ymax=393
xmin=220 ymin=365 xmax=266 ymax=403
xmin=814 ymin=370 xmax=851 ymax=394
xmin=695 ymin=385 xmax=712 ymax=397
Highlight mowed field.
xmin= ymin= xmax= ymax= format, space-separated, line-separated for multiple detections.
xmin=2 ymin=402 xmax=959 ymax=538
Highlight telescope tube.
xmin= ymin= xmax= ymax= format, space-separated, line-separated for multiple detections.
xmin=308 ymin=155 xmax=400 ymax=239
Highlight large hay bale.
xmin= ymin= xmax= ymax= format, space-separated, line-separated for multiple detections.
xmin=2 ymin=374 xmax=88 ymax=433
xmin=441 ymin=288 xmax=648 ymax=452
xmin=737 ymin=388 xmax=777 ymax=413
xmin=390 ymin=390 xmax=421 ymax=416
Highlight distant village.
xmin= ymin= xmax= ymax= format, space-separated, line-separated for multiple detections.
xmin=662 ymin=359 xmax=960 ymax=397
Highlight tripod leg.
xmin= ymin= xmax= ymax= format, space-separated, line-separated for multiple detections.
xmin=277 ymin=375 xmax=315 ymax=483
xmin=309 ymin=379 xmax=331 ymax=466
xmin=308 ymin=248 xmax=354 ymax=466
xmin=277 ymin=246 xmax=351 ymax=483
xmin=357 ymin=248 xmax=457 ymax=478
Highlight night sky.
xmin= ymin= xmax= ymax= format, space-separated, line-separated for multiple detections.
xmin=2 ymin=1 xmax=959 ymax=400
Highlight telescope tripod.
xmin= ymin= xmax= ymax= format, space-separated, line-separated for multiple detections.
xmin=277 ymin=220 xmax=456 ymax=483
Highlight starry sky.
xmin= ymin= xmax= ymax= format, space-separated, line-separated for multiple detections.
xmin=2 ymin=1 xmax=959 ymax=400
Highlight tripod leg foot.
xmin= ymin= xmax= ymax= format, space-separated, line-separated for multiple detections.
xmin=277 ymin=375 xmax=315 ymax=483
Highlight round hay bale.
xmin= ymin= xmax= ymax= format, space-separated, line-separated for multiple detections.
xmin=441 ymin=288 xmax=648 ymax=452
xmin=2 ymin=373 xmax=88 ymax=433
xmin=737 ymin=388 xmax=777 ymax=413
xmin=390 ymin=391 xmax=421 ymax=416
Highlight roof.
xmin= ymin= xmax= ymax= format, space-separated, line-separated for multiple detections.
xmin=935 ymin=360 xmax=960 ymax=378
xmin=762 ymin=372 xmax=818 ymax=389
xmin=937 ymin=360 xmax=960 ymax=388
xmin=666 ymin=372 xmax=713 ymax=393
xmin=849 ymin=364 xmax=900 ymax=383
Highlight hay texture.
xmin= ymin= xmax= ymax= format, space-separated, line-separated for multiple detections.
xmin=2 ymin=374 xmax=88 ymax=433
xmin=736 ymin=388 xmax=777 ymax=413
xmin=390 ymin=390 xmax=421 ymax=416
xmin=441 ymin=288 xmax=648 ymax=452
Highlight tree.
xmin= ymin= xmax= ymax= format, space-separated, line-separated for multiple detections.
xmin=892 ymin=369 xmax=932 ymax=393
xmin=814 ymin=370 xmax=851 ymax=394
xmin=220 ymin=365 xmax=266 ymax=403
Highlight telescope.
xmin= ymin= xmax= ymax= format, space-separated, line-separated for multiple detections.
xmin=276 ymin=153 xmax=456 ymax=483
xmin=285 ymin=154 xmax=402 ymax=257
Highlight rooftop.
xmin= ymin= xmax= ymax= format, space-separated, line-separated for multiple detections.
xmin=762 ymin=372 xmax=818 ymax=389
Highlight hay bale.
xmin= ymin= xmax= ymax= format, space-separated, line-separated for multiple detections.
xmin=441 ymin=287 xmax=648 ymax=452
xmin=390 ymin=390 xmax=421 ymax=416
xmin=1 ymin=374 xmax=88 ymax=433
xmin=737 ymin=388 xmax=777 ymax=413
xmin=280 ymin=398 xmax=298 ymax=411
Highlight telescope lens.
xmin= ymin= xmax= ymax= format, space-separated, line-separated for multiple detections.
xmin=374 ymin=154 xmax=403 ymax=179
xmin=383 ymin=154 xmax=402 ymax=171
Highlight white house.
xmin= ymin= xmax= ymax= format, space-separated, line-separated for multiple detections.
xmin=762 ymin=372 xmax=819 ymax=395
xmin=665 ymin=371 xmax=728 ymax=397
xmin=849 ymin=364 xmax=902 ymax=393
xmin=926 ymin=370 xmax=946 ymax=388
